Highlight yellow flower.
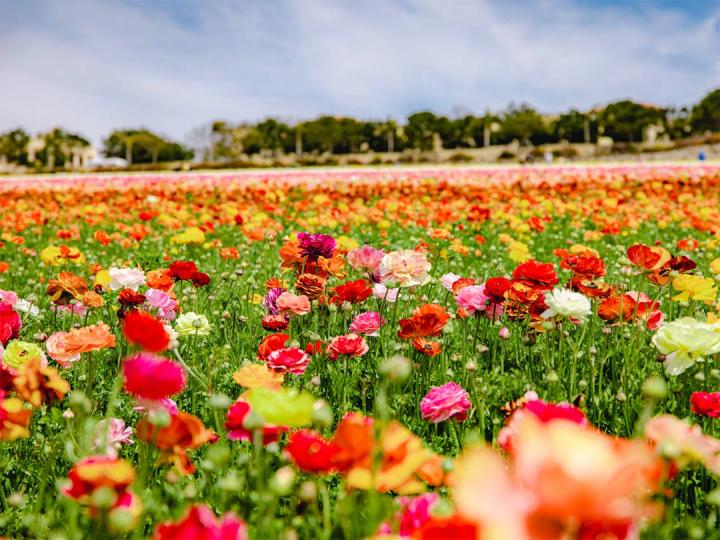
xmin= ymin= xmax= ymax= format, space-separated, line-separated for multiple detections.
xmin=335 ymin=235 xmax=358 ymax=251
xmin=508 ymin=241 xmax=531 ymax=263
xmin=171 ymin=227 xmax=206 ymax=245
xmin=672 ymin=274 xmax=717 ymax=303
xmin=710 ymin=258 xmax=720 ymax=277
xmin=94 ymin=269 xmax=111 ymax=288
xmin=652 ymin=317 xmax=720 ymax=375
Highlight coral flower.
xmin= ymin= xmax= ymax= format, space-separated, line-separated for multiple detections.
xmin=285 ymin=429 xmax=340 ymax=474
xmin=123 ymin=310 xmax=171 ymax=352
xmin=146 ymin=268 xmax=174 ymax=291
xmin=153 ymin=504 xmax=248 ymax=540
xmin=397 ymin=304 xmax=450 ymax=339
xmin=328 ymin=333 xmax=369 ymax=361
xmin=0 ymin=302 xmax=21 ymax=346
xmin=257 ymin=333 xmax=289 ymax=360
xmin=646 ymin=414 xmax=720 ymax=474
xmin=266 ymin=347 xmax=310 ymax=375
xmin=295 ymin=273 xmax=326 ymax=300
xmin=46 ymin=272 xmax=89 ymax=305
xmin=45 ymin=332 xmax=81 ymax=368
xmin=275 ymin=292 xmax=311 ymax=316
xmin=61 ymin=322 xmax=117 ymax=356
xmin=123 ymin=353 xmax=186 ymax=400
xmin=420 ymin=382 xmax=472 ymax=423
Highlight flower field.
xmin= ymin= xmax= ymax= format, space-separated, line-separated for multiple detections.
xmin=2 ymin=163 xmax=720 ymax=539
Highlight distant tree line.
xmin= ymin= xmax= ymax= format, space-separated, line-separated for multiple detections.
xmin=1 ymin=89 xmax=718 ymax=168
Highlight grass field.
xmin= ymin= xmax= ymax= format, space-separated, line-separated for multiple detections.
xmin=1 ymin=163 xmax=720 ymax=539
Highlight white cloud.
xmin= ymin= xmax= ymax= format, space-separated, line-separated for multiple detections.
xmin=0 ymin=0 xmax=717 ymax=144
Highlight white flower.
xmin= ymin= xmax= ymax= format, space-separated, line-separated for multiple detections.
xmin=372 ymin=283 xmax=399 ymax=303
xmin=541 ymin=288 xmax=592 ymax=323
xmin=14 ymin=299 xmax=40 ymax=317
xmin=652 ymin=317 xmax=720 ymax=376
xmin=164 ymin=323 xmax=179 ymax=350
xmin=108 ymin=267 xmax=146 ymax=291
xmin=174 ymin=312 xmax=212 ymax=337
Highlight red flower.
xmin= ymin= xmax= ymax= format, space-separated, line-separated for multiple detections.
xmin=266 ymin=347 xmax=310 ymax=375
xmin=118 ymin=289 xmax=146 ymax=307
xmin=414 ymin=515 xmax=479 ymax=540
xmin=305 ymin=340 xmax=325 ymax=355
xmin=331 ymin=279 xmax=372 ymax=304
xmin=511 ymin=260 xmax=558 ymax=290
xmin=483 ymin=277 xmax=512 ymax=303
xmin=285 ymin=429 xmax=339 ymax=474
xmin=169 ymin=261 xmax=198 ymax=281
xmin=123 ymin=310 xmax=170 ymax=352
xmin=153 ymin=504 xmax=248 ymax=540
xmin=691 ymin=392 xmax=720 ymax=418
xmin=0 ymin=303 xmax=21 ymax=346
xmin=257 ymin=333 xmax=289 ymax=360
xmin=561 ymin=255 xmax=606 ymax=279
xmin=626 ymin=244 xmax=661 ymax=270
xmin=261 ymin=314 xmax=289 ymax=331
xmin=191 ymin=272 xmax=211 ymax=288
xmin=225 ymin=400 xmax=286 ymax=444
xmin=123 ymin=353 xmax=186 ymax=400
xmin=328 ymin=334 xmax=369 ymax=361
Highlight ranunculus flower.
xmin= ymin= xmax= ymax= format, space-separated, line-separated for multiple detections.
xmin=257 ymin=333 xmax=289 ymax=360
xmin=332 ymin=279 xmax=373 ymax=304
xmin=512 ymin=259 xmax=559 ymax=290
xmin=297 ymin=232 xmax=336 ymax=261
xmin=45 ymin=332 xmax=81 ymax=368
xmin=275 ymin=292 xmax=311 ymax=316
xmin=349 ymin=311 xmax=384 ymax=336
xmin=2 ymin=341 xmax=44 ymax=372
xmin=328 ymin=333 xmax=369 ymax=361
xmin=373 ymin=283 xmax=399 ymax=303
xmin=168 ymin=260 xmax=198 ymax=281
xmin=440 ymin=273 xmax=462 ymax=291
xmin=122 ymin=353 xmax=186 ymax=400
xmin=266 ymin=347 xmax=310 ymax=375
xmin=541 ymin=288 xmax=592 ymax=323
xmin=145 ymin=289 xmax=177 ymax=321
xmin=0 ymin=303 xmax=21 ymax=346
xmin=652 ymin=317 xmax=720 ymax=375
xmin=59 ymin=322 xmax=117 ymax=356
xmin=153 ymin=504 xmax=248 ymax=540
xmin=379 ymin=250 xmax=431 ymax=288
xmin=455 ymin=285 xmax=489 ymax=314
xmin=108 ymin=267 xmax=146 ymax=291
xmin=285 ymin=429 xmax=340 ymax=474
xmin=225 ymin=400 xmax=286 ymax=444
xmin=174 ymin=312 xmax=212 ymax=337
xmin=123 ymin=310 xmax=170 ymax=353
xmin=691 ymin=392 xmax=720 ymax=418
xmin=347 ymin=245 xmax=385 ymax=275
xmin=420 ymin=382 xmax=471 ymax=423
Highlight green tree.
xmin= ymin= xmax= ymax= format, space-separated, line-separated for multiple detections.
xmin=552 ymin=110 xmax=596 ymax=143
xmin=103 ymin=129 xmax=193 ymax=164
xmin=690 ymin=88 xmax=720 ymax=133
xmin=35 ymin=128 xmax=90 ymax=168
xmin=405 ymin=112 xmax=446 ymax=151
xmin=497 ymin=104 xmax=549 ymax=145
xmin=0 ymin=128 xmax=30 ymax=165
xmin=596 ymin=101 xmax=666 ymax=143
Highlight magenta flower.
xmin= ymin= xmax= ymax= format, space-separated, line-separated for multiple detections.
xmin=349 ymin=311 xmax=385 ymax=336
xmin=122 ymin=352 xmax=187 ymax=401
xmin=298 ymin=232 xmax=335 ymax=260
xmin=264 ymin=287 xmax=286 ymax=315
xmin=420 ymin=382 xmax=471 ymax=423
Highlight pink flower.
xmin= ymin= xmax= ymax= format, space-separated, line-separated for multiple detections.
xmin=499 ymin=327 xmax=510 ymax=339
xmin=397 ymin=493 xmax=440 ymax=537
xmin=133 ymin=397 xmax=178 ymax=416
xmin=51 ymin=303 xmax=87 ymax=317
xmin=349 ymin=311 xmax=385 ymax=336
xmin=372 ymin=283 xmax=399 ymax=303
xmin=347 ymin=245 xmax=385 ymax=274
xmin=328 ymin=333 xmax=369 ymax=361
xmin=276 ymin=292 xmax=311 ymax=316
xmin=45 ymin=331 xmax=81 ymax=368
xmin=0 ymin=290 xmax=19 ymax=307
xmin=420 ymin=382 xmax=471 ymax=423
xmin=122 ymin=353 xmax=187 ymax=401
xmin=145 ymin=288 xmax=178 ymax=321
xmin=379 ymin=250 xmax=431 ymax=288
xmin=153 ymin=504 xmax=248 ymax=540
xmin=455 ymin=285 xmax=488 ymax=314
xmin=93 ymin=418 xmax=134 ymax=457
xmin=267 ymin=347 xmax=310 ymax=375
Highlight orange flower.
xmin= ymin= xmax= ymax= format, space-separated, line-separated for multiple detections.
xmin=232 ymin=364 xmax=284 ymax=390
xmin=13 ymin=359 xmax=70 ymax=407
xmin=397 ymin=304 xmax=450 ymax=339
xmin=219 ymin=247 xmax=240 ymax=259
xmin=136 ymin=411 xmax=217 ymax=474
xmin=146 ymin=269 xmax=174 ymax=292
xmin=46 ymin=272 xmax=89 ymax=305
xmin=81 ymin=291 xmax=104 ymax=308
xmin=61 ymin=323 xmax=116 ymax=355
xmin=0 ymin=398 xmax=32 ymax=440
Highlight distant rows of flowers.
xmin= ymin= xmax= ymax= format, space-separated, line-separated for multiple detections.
xmin=0 ymin=164 xmax=720 ymax=538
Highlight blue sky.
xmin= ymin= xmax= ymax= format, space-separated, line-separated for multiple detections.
xmin=1 ymin=0 xmax=718 ymax=144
